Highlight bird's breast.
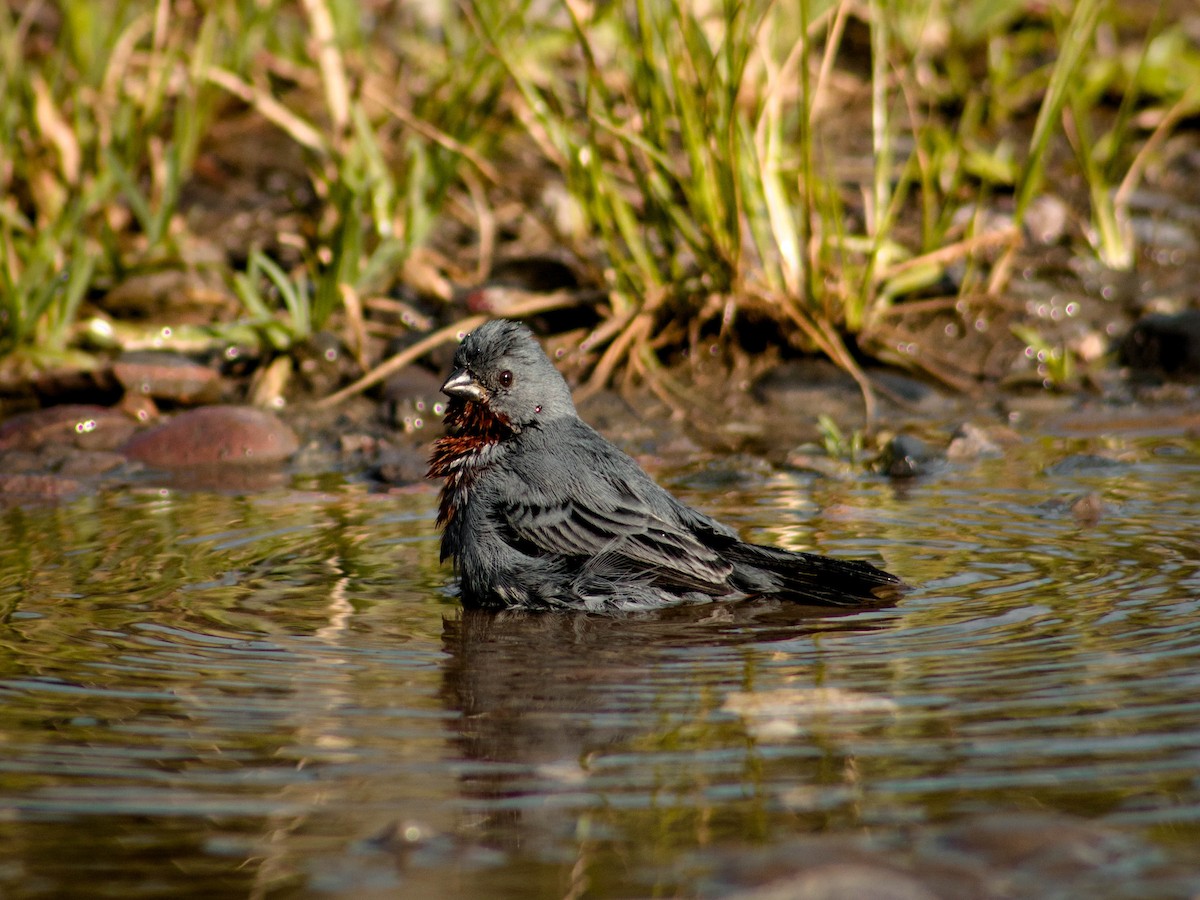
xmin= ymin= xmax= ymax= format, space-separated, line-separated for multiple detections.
xmin=428 ymin=399 xmax=515 ymax=532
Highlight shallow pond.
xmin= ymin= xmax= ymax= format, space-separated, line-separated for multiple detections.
xmin=1 ymin=432 xmax=1199 ymax=898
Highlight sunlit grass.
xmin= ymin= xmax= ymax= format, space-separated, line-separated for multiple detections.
xmin=1 ymin=0 xmax=1195 ymax=404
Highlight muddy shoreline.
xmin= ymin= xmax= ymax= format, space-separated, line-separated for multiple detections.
xmin=2 ymin=307 xmax=1197 ymax=506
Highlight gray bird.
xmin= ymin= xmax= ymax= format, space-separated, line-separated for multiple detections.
xmin=428 ymin=319 xmax=903 ymax=612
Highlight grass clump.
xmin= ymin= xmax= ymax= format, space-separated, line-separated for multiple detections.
xmin=1 ymin=0 xmax=1196 ymax=412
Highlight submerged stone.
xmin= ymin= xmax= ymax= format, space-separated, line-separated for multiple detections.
xmin=879 ymin=434 xmax=939 ymax=478
xmin=1041 ymin=453 xmax=1127 ymax=476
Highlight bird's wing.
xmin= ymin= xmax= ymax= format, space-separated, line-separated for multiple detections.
xmin=499 ymin=433 xmax=735 ymax=594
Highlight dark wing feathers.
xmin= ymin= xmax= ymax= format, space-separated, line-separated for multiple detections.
xmin=500 ymin=465 xmax=736 ymax=595
xmin=494 ymin=417 xmax=901 ymax=607
xmin=726 ymin=541 xmax=902 ymax=606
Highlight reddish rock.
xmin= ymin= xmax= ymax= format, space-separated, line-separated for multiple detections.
xmin=57 ymin=450 xmax=128 ymax=478
xmin=0 ymin=405 xmax=137 ymax=452
xmin=113 ymin=351 xmax=223 ymax=405
xmin=0 ymin=472 xmax=82 ymax=500
xmin=121 ymin=405 xmax=299 ymax=467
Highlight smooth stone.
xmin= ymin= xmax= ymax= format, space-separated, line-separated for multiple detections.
xmin=0 ymin=405 xmax=137 ymax=452
xmin=113 ymin=351 xmax=223 ymax=404
xmin=121 ymin=405 xmax=299 ymax=467
xmin=879 ymin=434 xmax=939 ymax=478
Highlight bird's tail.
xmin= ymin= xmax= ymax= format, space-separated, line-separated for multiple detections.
xmin=727 ymin=541 xmax=905 ymax=607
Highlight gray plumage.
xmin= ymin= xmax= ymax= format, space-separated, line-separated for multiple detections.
xmin=428 ymin=320 xmax=903 ymax=612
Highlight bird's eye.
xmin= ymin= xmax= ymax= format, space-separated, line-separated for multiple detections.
xmin=498 ymin=370 xmax=514 ymax=388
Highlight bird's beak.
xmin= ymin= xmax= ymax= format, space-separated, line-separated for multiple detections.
xmin=441 ymin=368 xmax=487 ymax=402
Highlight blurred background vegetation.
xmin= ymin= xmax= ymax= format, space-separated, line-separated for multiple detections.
xmin=1 ymin=0 xmax=1197 ymax=404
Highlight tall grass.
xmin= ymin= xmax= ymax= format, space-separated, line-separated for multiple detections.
xmin=1 ymin=0 xmax=1194 ymax=403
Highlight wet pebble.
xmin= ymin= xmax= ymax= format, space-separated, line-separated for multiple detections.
xmin=1041 ymin=453 xmax=1127 ymax=476
xmin=0 ymin=404 xmax=137 ymax=452
xmin=121 ymin=405 xmax=299 ymax=467
xmin=879 ymin=434 xmax=940 ymax=478
xmin=1033 ymin=491 xmax=1109 ymax=524
xmin=113 ymin=351 xmax=224 ymax=405
xmin=945 ymin=423 xmax=1013 ymax=461
xmin=1070 ymin=491 xmax=1107 ymax=525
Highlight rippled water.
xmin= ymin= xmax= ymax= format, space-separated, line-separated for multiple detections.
xmin=2 ymin=435 xmax=1199 ymax=898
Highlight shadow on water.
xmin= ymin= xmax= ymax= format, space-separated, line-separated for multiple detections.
xmin=439 ymin=603 xmax=894 ymax=814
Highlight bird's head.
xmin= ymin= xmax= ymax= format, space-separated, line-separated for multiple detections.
xmin=440 ymin=320 xmax=576 ymax=431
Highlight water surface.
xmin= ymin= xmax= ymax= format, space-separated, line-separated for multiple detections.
xmin=1 ymin=436 xmax=1199 ymax=898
